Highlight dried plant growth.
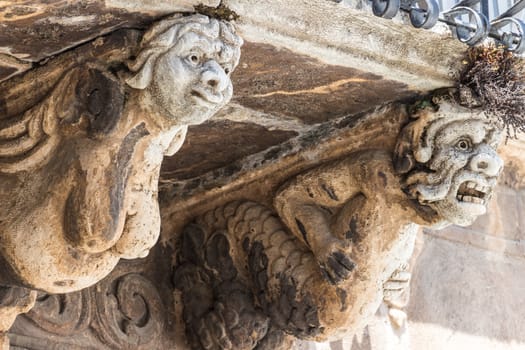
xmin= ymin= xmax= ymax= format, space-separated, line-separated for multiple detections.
xmin=457 ymin=46 xmax=525 ymax=137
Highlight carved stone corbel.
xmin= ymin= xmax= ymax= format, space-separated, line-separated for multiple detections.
xmin=0 ymin=12 xmax=241 ymax=297
xmin=173 ymin=96 xmax=504 ymax=349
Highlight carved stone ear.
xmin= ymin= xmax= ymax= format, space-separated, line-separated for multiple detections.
xmin=76 ymin=68 xmax=124 ymax=135
xmin=125 ymin=55 xmax=156 ymax=90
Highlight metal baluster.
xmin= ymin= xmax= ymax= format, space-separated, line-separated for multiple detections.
xmin=489 ymin=0 xmax=525 ymax=52
xmin=372 ymin=0 xmax=401 ymax=19
xmin=372 ymin=0 xmax=440 ymax=28
xmin=368 ymin=0 xmax=525 ymax=52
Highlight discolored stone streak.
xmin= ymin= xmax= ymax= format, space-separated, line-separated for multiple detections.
xmin=76 ymin=68 xmax=125 ymax=136
xmin=161 ymin=120 xmax=297 ymax=181
xmin=232 ymin=42 xmax=412 ymax=124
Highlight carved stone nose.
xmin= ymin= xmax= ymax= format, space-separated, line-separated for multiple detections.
xmin=469 ymin=145 xmax=503 ymax=177
xmin=201 ymin=61 xmax=228 ymax=93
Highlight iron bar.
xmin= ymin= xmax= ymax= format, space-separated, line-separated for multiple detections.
xmin=367 ymin=0 xmax=525 ymax=52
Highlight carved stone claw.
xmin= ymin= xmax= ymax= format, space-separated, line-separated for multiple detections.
xmin=318 ymin=241 xmax=356 ymax=285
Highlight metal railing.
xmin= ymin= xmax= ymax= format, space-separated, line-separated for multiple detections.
xmin=370 ymin=0 xmax=525 ymax=53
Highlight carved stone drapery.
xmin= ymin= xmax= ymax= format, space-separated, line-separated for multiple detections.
xmin=0 ymin=14 xmax=242 ymax=295
xmin=172 ymin=98 xmax=504 ymax=349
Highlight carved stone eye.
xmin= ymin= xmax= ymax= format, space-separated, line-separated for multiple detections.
xmin=189 ymin=54 xmax=199 ymax=64
xmin=224 ymin=67 xmax=231 ymax=74
xmin=456 ymin=139 xmax=471 ymax=151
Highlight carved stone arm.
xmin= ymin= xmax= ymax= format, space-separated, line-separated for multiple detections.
xmin=274 ymin=151 xmax=406 ymax=283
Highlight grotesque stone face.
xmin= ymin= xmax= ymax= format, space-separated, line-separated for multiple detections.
xmin=126 ymin=14 xmax=242 ymax=125
xmin=148 ymin=32 xmax=234 ymax=125
xmin=396 ymin=100 xmax=503 ymax=226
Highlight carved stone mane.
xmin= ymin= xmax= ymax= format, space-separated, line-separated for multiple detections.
xmin=173 ymin=98 xmax=503 ymax=349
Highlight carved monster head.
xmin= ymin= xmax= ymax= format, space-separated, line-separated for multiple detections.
xmin=394 ymin=99 xmax=503 ymax=226
xmin=126 ymin=14 xmax=243 ymax=125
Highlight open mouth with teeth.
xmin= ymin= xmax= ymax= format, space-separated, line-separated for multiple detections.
xmin=456 ymin=181 xmax=490 ymax=205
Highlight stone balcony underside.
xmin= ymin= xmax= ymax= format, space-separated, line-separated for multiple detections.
xmin=0 ymin=0 xmax=467 ymax=191
xmin=3 ymin=1 xmax=522 ymax=349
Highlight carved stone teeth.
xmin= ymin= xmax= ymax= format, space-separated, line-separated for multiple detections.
xmin=461 ymin=195 xmax=483 ymax=204
xmin=475 ymin=184 xmax=485 ymax=192
xmin=466 ymin=182 xmax=476 ymax=189
xmin=472 ymin=197 xmax=483 ymax=204
xmin=457 ymin=194 xmax=464 ymax=201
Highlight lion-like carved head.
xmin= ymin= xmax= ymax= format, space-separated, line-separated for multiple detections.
xmin=394 ymin=98 xmax=503 ymax=226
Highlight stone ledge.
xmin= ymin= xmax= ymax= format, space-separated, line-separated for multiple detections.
xmin=225 ymin=0 xmax=467 ymax=90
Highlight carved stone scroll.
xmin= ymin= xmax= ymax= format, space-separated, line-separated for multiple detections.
xmin=10 ymin=271 xmax=166 ymax=349
xmin=26 ymin=290 xmax=92 ymax=336
xmin=173 ymin=97 xmax=504 ymax=349
xmin=0 ymin=14 xmax=242 ymax=295
xmin=92 ymin=273 xmax=165 ymax=348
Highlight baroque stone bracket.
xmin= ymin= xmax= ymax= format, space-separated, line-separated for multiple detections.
xmin=5 ymin=96 xmax=506 ymax=349
xmin=0 ymin=4 xmax=511 ymax=349
xmin=0 ymin=12 xmax=242 ymax=344
xmin=171 ymin=98 xmax=504 ymax=349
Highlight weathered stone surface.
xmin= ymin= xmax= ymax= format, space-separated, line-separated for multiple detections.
xmin=9 ymin=243 xmax=178 ymax=349
xmin=161 ymin=119 xmax=297 ymax=180
xmin=231 ymin=42 xmax=412 ymax=124
xmin=0 ymin=1 xmax=221 ymax=81
xmin=224 ymin=0 xmax=466 ymax=90
xmin=0 ymin=2 xmax=517 ymax=350
xmin=171 ymin=98 xmax=504 ymax=349
xmin=299 ymin=135 xmax=525 ymax=350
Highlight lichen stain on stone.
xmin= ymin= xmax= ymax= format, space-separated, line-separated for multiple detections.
xmin=195 ymin=3 xmax=239 ymax=21
xmin=0 ymin=4 xmax=40 ymax=21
